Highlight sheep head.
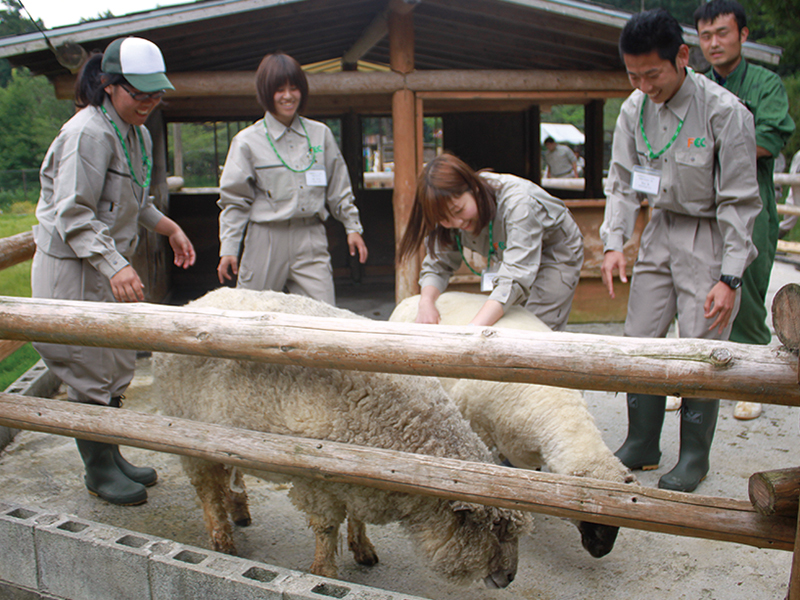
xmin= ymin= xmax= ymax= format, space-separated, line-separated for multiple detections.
xmin=414 ymin=500 xmax=531 ymax=588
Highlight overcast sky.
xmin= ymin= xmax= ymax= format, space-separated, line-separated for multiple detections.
xmin=19 ymin=0 xmax=188 ymax=30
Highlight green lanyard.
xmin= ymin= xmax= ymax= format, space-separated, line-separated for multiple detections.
xmin=455 ymin=221 xmax=495 ymax=277
xmin=100 ymin=105 xmax=152 ymax=188
xmin=639 ymin=96 xmax=684 ymax=161
xmin=263 ymin=117 xmax=316 ymax=173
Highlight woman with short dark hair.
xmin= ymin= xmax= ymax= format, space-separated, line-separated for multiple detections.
xmin=217 ymin=52 xmax=367 ymax=304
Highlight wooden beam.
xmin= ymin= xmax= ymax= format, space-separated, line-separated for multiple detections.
xmin=0 ymin=231 xmax=35 ymax=272
xmin=342 ymin=0 xmax=419 ymax=67
xmin=53 ymin=70 xmax=632 ymax=101
xmin=392 ymin=89 xmax=420 ymax=303
xmin=389 ymin=0 xmax=415 ymax=74
xmin=0 ymin=393 xmax=794 ymax=551
xmin=0 ymin=295 xmax=798 ymax=404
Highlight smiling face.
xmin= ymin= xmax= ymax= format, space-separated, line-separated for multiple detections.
xmin=104 ymin=83 xmax=162 ymax=126
xmin=623 ymin=46 xmax=689 ymax=105
xmin=272 ymin=82 xmax=302 ymax=126
xmin=697 ymin=13 xmax=747 ymax=79
xmin=439 ymin=191 xmax=480 ymax=234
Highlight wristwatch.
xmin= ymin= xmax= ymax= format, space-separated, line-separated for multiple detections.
xmin=720 ymin=275 xmax=742 ymax=290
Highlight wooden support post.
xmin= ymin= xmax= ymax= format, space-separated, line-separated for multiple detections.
xmin=749 ymin=468 xmax=800 ymax=517
xmin=584 ymin=99 xmax=605 ymax=199
xmin=527 ymin=105 xmax=541 ymax=184
xmin=389 ymin=2 xmax=414 ymax=75
xmin=392 ymin=89 xmax=419 ymax=302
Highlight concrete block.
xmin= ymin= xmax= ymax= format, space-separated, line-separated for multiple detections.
xmin=150 ymin=544 xmax=294 ymax=600
xmin=0 ymin=504 xmax=40 ymax=589
xmin=282 ymin=573 xmax=428 ymax=600
xmin=35 ymin=515 xmax=156 ymax=600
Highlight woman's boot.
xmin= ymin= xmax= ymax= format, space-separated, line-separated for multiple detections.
xmin=109 ymin=396 xmax=158 ymax=487
xmin=75 ymin=438 xmax=148 ymax=505
xmin=658 ymin=399 xmax=719 ymax=492
xmin=614 ymin=394 xmax=666 ymax=470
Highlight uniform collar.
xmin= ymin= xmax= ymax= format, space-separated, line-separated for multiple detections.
xmin=661 ymin=68 xmax=695 ymax=121
xmin=101 ymin=96 xmax=133 ymax=138
xmin=711 ymin=57 xmax=747 ymax=88
xmin=264 ymin=111 xmax=304 ymax=140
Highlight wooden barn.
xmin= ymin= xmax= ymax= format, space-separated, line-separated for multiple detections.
xmin=0 ymin=0 xmax=783 ymax=320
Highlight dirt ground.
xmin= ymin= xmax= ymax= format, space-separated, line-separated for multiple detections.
xmin=1 ymin=260 xmax=799 ymax=600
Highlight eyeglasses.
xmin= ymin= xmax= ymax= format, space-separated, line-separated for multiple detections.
xmin=120 ymin=86 xmax=166 ymax=102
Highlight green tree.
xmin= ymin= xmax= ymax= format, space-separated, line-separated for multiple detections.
xmin=0 ymin=68 xmax=72 ymax=172
xmin=0 ymin=0 xmax=43 ymax=86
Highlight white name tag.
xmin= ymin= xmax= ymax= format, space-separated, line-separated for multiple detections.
xmin=306 ymin=169 xmax=327 ymax=187
xmin=630 ymin=165 xmax=661 ymax=195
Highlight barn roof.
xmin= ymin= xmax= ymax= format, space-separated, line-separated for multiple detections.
xmin=0 ymin=0 xmax=783 ymax=81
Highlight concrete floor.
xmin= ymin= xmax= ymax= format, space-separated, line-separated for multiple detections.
xmin=1 ymin=261 xmax=799 ymax=599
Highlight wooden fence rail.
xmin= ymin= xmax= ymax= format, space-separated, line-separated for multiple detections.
xmin=0 ymin=392 xmax=794 ymax=552
xmin=0 ymin=296 xmax=798 ymax=404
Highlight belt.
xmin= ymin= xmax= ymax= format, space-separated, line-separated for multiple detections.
xmin=267 ymin=216 xmax=321 ymax=228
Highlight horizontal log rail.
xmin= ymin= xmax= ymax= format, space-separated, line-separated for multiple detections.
xmin=0 ymin=296 xmax=797 ymax=405
xmin=0 ymin=392 xmax=793 ymax=552
xmin=0 ymin=231 xmax=34 ymax=271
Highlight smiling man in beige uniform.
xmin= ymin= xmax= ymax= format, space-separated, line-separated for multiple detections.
xmin=600 ymin=9 xmax=761 ymax=493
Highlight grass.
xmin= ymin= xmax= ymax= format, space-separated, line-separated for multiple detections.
xmin=1 ymin=210 xmax=41 ymax=390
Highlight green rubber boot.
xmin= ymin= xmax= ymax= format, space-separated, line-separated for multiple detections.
xmin=109 ymin=396 xmax=158 ymax=487
xmin=614 ymin=394 xmax=666 ymax=471
xmin=658 ymin=399 xmax=719 ymax=493
xmin=75 ymin=439 xmax=148 ymax=506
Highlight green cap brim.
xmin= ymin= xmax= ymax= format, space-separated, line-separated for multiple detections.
xmin=124 ymin=72 xmax=175 ymax=93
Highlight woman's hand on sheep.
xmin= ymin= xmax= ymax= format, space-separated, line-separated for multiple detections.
xmin=110 ymin=265 xmax=145 ymax=302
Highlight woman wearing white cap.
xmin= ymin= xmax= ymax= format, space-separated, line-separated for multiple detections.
xmin=216 ymin=52 xmax=367 ymax=304
xmin=31 ymin=37 xmax=196 ymax=506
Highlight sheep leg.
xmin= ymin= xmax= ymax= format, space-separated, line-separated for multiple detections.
xmin=308 ymin=515 xmax=341 ymax=579
xmin=186 ymin=460 xmax=238 ymax=555
xmin=347 ymin=517 xmax=379 ymax=566
xmin=225 ymin=468 xmax=252 ymax=527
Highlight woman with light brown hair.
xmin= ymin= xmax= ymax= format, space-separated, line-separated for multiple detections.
xmin=399 ymin=153 xmax=583 ymax=330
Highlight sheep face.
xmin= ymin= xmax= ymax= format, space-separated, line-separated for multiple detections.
xmin=418 ymin=501 xmax=530 ymax=588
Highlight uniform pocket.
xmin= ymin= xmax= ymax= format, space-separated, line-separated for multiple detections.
xmin=255 ymin=163 xmax=295 ymax=204
xmin=674 ymin=147 xmax=714 ymax=205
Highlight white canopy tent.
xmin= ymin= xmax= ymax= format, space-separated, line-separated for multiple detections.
xmin=541 ymin=123 xmax=585 ymax=145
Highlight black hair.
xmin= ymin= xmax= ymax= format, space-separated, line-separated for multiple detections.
xmin=693 ymin=0 xmax=747 ymax=32
xmin=619 ymin=8 xmax=685 ymax=65
xmin=544 ymin=137 xmax=555 ymax=144
xmin=73 ymin=52 xmax=127 ymax=109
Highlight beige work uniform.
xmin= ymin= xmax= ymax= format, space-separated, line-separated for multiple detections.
xmin=31 ymin=98 xmax=164 ymax=405
xmin=600 ymin=70 xmax=761 ymax=341
xmin=420 ymin=172 xmax=584 ymax=331
xmin=218 ymin=113 xmax=363 ymax=305
xmin=544 ymin=144 xmax=577 ymax=178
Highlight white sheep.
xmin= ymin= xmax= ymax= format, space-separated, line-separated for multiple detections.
xmin=389 ymin=292 xmax=636 ymax=558
xmin=153 ymin=287 xmax=530 ymax=587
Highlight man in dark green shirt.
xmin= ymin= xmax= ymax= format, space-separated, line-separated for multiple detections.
xmin=695 ymin=0 xmax=795 ymax=420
